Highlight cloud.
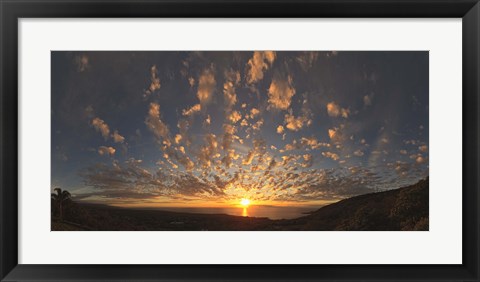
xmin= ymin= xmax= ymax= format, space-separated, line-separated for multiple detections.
xmin=198 ymin=137 xmax=216 ymax=168
xmin=145 ymin=103 xmax=171 ymax=145
xmin=251 ymin=119 xmax=264 ymax=131
xmin=242 ymin=138 xmax=267 ymax=166
xmin=363 ymin=92 xmax=374 ymax=106
xmin=80 ymin=160 xmax=224 ymax=201
xmin=222 ymin=124 xmax=237 ymax=151
xmin=302 ymin=154 xmax=313 ymax=168
xmin=144 ymin=65 xmax=161 ymax=97
xmin=174 ymin=134 xmax=182 ymax=144
xmin=222 ymin=149 xmax=240 ymax=168
xmin=188 ymin=77 xmax=195 ymax=88
xmin=223 ymin=69 xmax=240 ymax=110
xmin=267 ymin=75 xmax=296 ymax=110
xmin=416 ymin=156 xmax=426 ymax=164
xmin=182 ymin=104 xmax=201 ymax=116
xmin=204 ymin=115 xmax=211 ymax=128
xmin=284 ymin=110 xmax=311 ymax=131
xmin=277 ymin=125 xmax=285 ymax=134
xmin=74 ymin=54 xmax=89 ymax=72
xmin=281 ymin=155 xmax=301 ymax=166
xmin=197 ymin=68 xmax=216 ymax=107
xmin=353 ymin=150 xmax=364 ymax=157
xmin=300 ymin=136 xmax=329 ymax=150
xmin=328 ymin=128 xmax=338 ymax=140
xmin=296 ymin=52 xmax=319 ymax=72
xmin=227 ymin=111 xmax=242 ymax=124
xmin=250 ymin=108 xmax=261 ymax=119
xmin=322 ymin=151 xmax=340 ymax=161
xmin=176 ymin=154 xmax=195 ymax=171
xmin=91 ymin=118 xmax=110 ymax=140
xmin=176 ymin=119 xmax=194 ymax=148
xmin=327 ymin=102 xmax=349 ymax=118
xmin=242 ymin=151 xmax=255 ymax=166
xmin=246 ymin=51 xmax=276 ymax=84
xmin=98 ymin=146 xmax=115 ymax=156
xmin=112 ymin=130 xmax=125 ymax=143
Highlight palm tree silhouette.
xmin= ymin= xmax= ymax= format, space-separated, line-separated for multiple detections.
xmin=51 ymin=188 xmax=71 ymax=221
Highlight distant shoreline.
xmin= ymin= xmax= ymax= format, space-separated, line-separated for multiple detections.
xmin=53 ymin=178 xmax=428 ymax=231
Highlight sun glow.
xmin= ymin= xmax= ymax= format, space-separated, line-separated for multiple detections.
xmin=240 ymin=198 xmax=251 ymax=207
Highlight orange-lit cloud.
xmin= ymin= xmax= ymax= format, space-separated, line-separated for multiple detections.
xmin=197 ymin=68 xmax=216 ymax=107
xmin=327 ymin=102 xmax=349 ymax=118
xmin=112 ymin=130 xmax=125 ymax=143
xmin=227 ymin=111 xmax=242 ymax=124
xmin=322 ymin=151 xmax=340 ymax=161
xmin=246 ymin=51 xmax=276 ymax=84
xmin=223 ymin=69 xmax=240 ymax=110
xmin=91 ymin=117 xmax=110 ymax=140
xmin=284 ymin=110 xmax=311 ymax=132
xmin=145 ymin=103 xmax=171 ymax=145
xmin=268 ymin=75 xmax=296 ymax=110
xmin=419 ymin=145 xmax=428 ymax=152
xmin=353 ymin=150 xmax=364 ymax=157
xmin=144 ymin=65 xmax=161 ymax=97
xmin=328 ymin=128 xmax=338 ymax=140
xmin=182 ymin=104 xmax=201 ymax=116
xmin=275 ymin=126 xmax=284 ymax=135
xmin=98 ymin=146 xmax=115 ymax=156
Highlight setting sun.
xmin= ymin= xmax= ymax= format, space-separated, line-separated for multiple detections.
xmin=240 ymin=198 xmax=251 ymax=207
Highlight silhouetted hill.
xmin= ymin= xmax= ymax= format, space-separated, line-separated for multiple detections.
xmin=279 ymin=177 xmax=429 ymax=231
xmin=53 ymin=178 xmax=428 ymax=231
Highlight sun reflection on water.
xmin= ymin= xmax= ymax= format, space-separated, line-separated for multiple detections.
xmin=242 ymin=207 xmax=248 ymax=217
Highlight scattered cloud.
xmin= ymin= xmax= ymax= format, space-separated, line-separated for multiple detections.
xmin=98 ymin=146 xmax=115 ymax=156
xmin=353 ymin=150 xmax=364 ymax=157
xmin=322 ymin=151 xmax=340 ymax=161
xmin=327 ymin=102 xmax=349 ymax=118
xmin=182 ymin=104 xmax=201 ymax=116
xmin=145 ymin=103 xmax=171 ymax=145
xmin=223 ymin=69 xmax=240 ymax=110
xmin=91 ymin=118 xmax=110 ymax=140
xmin=267 ymin=75 xmax=296 ymax=110
xmin=363 ymin=92 xmax=374 ymax=107
xmin=277 ymin=125 xmax=285 ymax=134
xmin=144 ymin=65 xmax=161 ymax=97
xmin=284 ymin=110 xmax=311 ymax=132
xmin=112 ymin=130 xmax=125 ymax=143
xmin=296 ymin=52 xmax=319 ymax=72
xmin=246 ymin=51 xmax=276 ymax=84
xmin=74 ymin=54 xmax=89 ymax=72
xmin=197 ymin=68 xmax=216 ymax=107
xmin=250 ymin=108 xmax=260 ymax=119
xmin=188 ymin=77 xmax=195 ymax=88
xmin=227 ymin=111 xmax=242 ymax=124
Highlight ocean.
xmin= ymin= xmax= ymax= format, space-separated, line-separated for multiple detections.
xmin=156 ymin=205 xmax=319 ymax=220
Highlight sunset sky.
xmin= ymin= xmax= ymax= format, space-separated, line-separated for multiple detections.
xmin=51 ymin=51 xmax=428 ymax=208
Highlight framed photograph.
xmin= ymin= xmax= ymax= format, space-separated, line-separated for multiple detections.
xmin=1 ymin=0 xmax=478 ymax=281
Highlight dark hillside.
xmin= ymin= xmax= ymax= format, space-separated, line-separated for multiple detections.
xmin=53 ymin=178 xmax=428 ymax=231
xmin=286 ymin=178 xmax=429 ymax=231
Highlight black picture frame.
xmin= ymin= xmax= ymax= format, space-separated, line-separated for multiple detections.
xmin=1 ymin=0 xmax=479 ymax=281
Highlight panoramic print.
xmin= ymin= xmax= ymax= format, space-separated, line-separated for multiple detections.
xmin=51 ymin=51 xmax=429 ymax=231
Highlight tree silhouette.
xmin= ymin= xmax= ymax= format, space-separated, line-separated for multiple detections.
xmin=51 ymin=188 xmax=71 ymax=221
